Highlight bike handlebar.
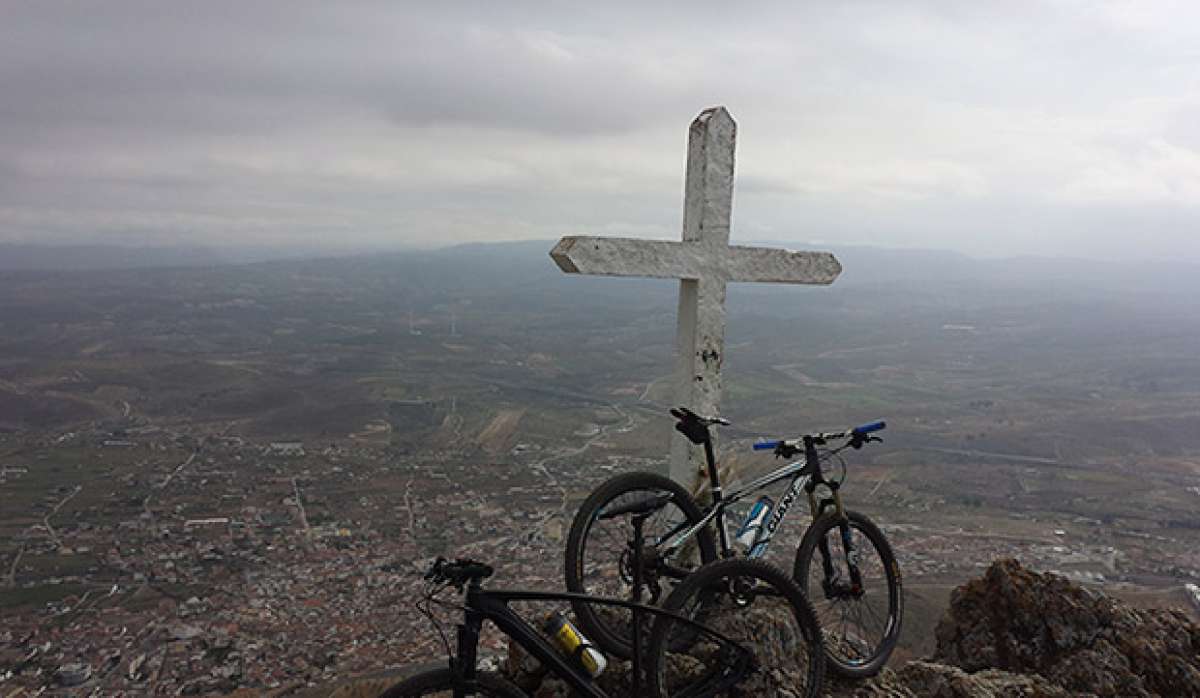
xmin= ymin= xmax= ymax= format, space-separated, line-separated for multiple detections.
xmin=426 ymin=557 xmax=494 ymax=587
xmin=752 ymin=420 xmax=887 ymax=453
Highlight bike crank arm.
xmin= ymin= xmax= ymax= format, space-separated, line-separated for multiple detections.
xmin=655 ymin=561 xmax=695 ymax=580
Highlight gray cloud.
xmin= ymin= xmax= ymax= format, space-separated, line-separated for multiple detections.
xmin=2 ymin=1 xmax=1198 ymax=259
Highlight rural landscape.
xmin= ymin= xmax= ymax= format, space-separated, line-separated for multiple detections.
xmin=7 ymin=1 xmax=1200 ymax=694
xmin=1 ymin=241 xmax=1199 ymax=695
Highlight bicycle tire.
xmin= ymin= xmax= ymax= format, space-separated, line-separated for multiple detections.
xmin=378 ymin=667 xmax=527 ymax=697
xmin=565 ymin=470 xmax=718 ymax=659
xmin=646 ymin=557 xmax=825 ymax=698
xmin=793 ymin=510 xmax=903 ymax=678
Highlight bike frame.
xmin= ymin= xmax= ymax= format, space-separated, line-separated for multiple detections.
xmin=444 ymin=586 xmax=752 ymax=698
xmin=657 ymin=430 xmax=858 ymax=584
xmin=436 ymin=507 xmax=752 ymax=698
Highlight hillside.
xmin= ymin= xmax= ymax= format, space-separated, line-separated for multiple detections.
xmin=1 ymin=241 xmax=1198 ymax=694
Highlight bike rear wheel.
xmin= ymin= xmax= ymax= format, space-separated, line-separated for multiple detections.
xmin=646 ymin=558 xmax=825 ymax=698
xmin=565 ymin=470 xmax=717 ymax=659
xmin=793 ymin=509 xmax=902 ymax=678
xmin=378 ymin=667 xmax=527 ymax=697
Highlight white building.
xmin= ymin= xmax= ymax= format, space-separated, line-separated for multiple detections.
xmin=266 ymin=442 xmax=305 ymax=457
xmin=1186 ymin=583 xmax=1200 ymax=612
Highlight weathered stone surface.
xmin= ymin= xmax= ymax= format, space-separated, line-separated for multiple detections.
xmin=932 ymin=558 xmax=1200 ymax=697
xmin=548 ymin=237 xmax=840 ymax=284
xmin=548 ymin=106 xmax=841 ymax=487
xmin=830 ymin=661 xmax=1075 ymax=697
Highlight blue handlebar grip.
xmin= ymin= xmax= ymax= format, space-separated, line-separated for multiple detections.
xmin=853 ymin=421 xmax=887 ymax=434
xmin=753 ymin=440 xmax=780 ymax=451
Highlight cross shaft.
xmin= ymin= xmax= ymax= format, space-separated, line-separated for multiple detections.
xmin=549 ymin=107 xmax=841 ymax=487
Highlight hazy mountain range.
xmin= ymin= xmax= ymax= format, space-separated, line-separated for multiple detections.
xmin=3 ymin=239 xmax=1194 ymax=300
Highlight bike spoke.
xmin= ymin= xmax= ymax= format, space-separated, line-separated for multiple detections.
xmin=801 ymin=517 xmax=897 ymax=671
xmin=859 ymin=594 xmax=889 ymax=635
xmin=574 ymin=485 xmax=707 ymax=655
xmin=655 ymin=566 xmax=819 ymax=697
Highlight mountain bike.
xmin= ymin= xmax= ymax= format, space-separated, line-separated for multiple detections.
xmin=565 ymin=407 xmax=902 ymax=678
xmin=382 ymin=497 xmax=825 ymax=697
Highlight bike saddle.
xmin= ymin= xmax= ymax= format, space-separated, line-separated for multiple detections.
xmin=670 ymin=407 xmax=731 ymax=426
xmin=671 ymin=407 xmax=730 ymax=444
xmin=426 ymin=557 xmax=494 ymax=587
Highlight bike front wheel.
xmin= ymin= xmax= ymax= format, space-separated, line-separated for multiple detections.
xmin=378 ymin=667 xmax=527 ymax=697
xmin=793 ymin=509 xmax=903 ymax=678
xmin=646 ymin=558 xmax=825 ymax=698
xmin=565 ymin=470 xmax=717 ymax=659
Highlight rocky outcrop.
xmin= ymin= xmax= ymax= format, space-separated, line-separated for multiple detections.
xmin=930 ymin=559 xmax=1200 ymax=697
xmin=835 ymin=661 xmax=1072 ymax=697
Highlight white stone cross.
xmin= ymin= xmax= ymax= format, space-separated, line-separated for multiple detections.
xmin=550 ymin=106 xmax=841 ymax=488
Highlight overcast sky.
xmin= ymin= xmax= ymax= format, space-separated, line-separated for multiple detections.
xmin=3 ymin=1 xmax=1199 ymax=260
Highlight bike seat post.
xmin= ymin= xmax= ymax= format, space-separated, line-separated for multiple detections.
xmin=630 ymin=512 xmax=648 ymax=604
xmin=629 ymin=511 xmax=648 ymax=694
xmin=700 ymin=427 xmax=726 ymax=500
xmin=700 ymin=430 xmax=734 ymax=557
xmin=701 ymin=429 xmax=718 ymax=482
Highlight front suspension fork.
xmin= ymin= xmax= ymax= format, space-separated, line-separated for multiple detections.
xmin=810 ymin=486 xmax=864 ymax=595
xmin=451 ymin=608 xmax=483 ymax=698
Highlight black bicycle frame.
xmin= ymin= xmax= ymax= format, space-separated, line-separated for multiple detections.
xmin=446 ymin=587 xmax=753 ymax=698
xmin=658 ymin=425 xmax=857 ymax=578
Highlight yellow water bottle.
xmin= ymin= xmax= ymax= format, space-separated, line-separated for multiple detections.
xmin=543 ymin=611 xmax=607 ymax=677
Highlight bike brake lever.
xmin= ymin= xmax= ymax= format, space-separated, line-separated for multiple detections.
xmin=850 ymin=434 xmax=883 ymax=449
xmin=774 ymin=444 xmax=800 ymax=459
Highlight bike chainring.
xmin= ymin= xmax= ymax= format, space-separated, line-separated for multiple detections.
xmin=618 ymin=544 xmax=665 ymax=602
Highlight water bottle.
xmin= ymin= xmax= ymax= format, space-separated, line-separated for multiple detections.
xmin=735 ymin=495 xmax=774 ymax=550
xmin=543 ymin=611 xmax=607 ymax=677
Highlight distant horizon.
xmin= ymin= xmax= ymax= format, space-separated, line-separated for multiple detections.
xmin=2 ymin=235 xmax=1198 ymax=272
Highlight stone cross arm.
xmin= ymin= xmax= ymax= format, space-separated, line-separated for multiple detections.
xmin=548 ymin=106 xmax=843 ymax=486
xmin=550 ymin=235 xmax=841 ymax=285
